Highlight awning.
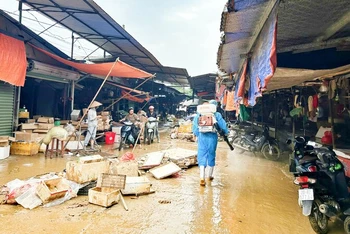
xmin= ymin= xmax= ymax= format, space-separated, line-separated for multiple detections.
xmin=0 ymin=33 xmax=27 ymax=86
xmin=121 ymin=90 xmax=150 ymax=103
xmin=188 ymin=73 xmax=217 ymax=99
xmin=31 ymin=44 xmax=152 ymax=78
xmin=106 ymin=81 xmax=148 ymax=95
xmin=20 ymin=0 xmax=190 ymax=85
xmin=267 ymin=64 xmax=350 ymax=91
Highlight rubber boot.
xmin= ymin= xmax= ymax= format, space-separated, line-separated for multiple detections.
xmin=200 ymin=166 xmax=206 ymax=186
xmin=208 ymin=166 xmax=214 ymax=181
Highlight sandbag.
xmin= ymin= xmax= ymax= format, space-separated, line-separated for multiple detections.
xmin=42 ymin=127 xmax=68 ymax=145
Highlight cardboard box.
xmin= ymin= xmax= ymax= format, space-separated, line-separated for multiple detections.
xmin=21 ymin=123 xmax=38 ymax=130
xmin=66 ymin=160 xmax=109 ymax=183
xmin=121 ymin=176 xmax=151 ymax=195
xmin=88 ymin=187 xmax=120 ymax=207
xmin=36 ymin=178 xmax=70 ymax=203
xmin=0 ymin=145 xmax=10 ymax=159
xmin=178 ymin=123 xmax=192 ymax=133
xmin=27 ymin=119 xmax=36 ymax=124
xmin=33 ymin=129 xmax=49 ymax=134
xmin=48 ymin=118 xmax=54 ymax=124
xmin=0 ymin=136 xmax=10 ymax=147
xmin=38 ymin=123 xmax=54 ymax=130
xmin=37 ymin=117 xmax=49 ymax=123
xmin=14 ymin=132 xmax=39 ymax=142
xmin=19 ymin=112 xmax=30 ymax=118
xmin=10 ymin=142 xmax=39 ymax=156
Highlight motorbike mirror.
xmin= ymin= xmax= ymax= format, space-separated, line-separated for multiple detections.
xmin=286 ymin=139 xmax=292 ymax=145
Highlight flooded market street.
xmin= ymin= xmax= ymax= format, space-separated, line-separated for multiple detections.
xmin=0 ymin=134 xmax=345 ymax=234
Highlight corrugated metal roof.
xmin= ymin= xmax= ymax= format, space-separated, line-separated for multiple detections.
xmin=218 ymin=0 xmax=350 ymax=75
xmin=20 ymin=0 xmax=189 ymax=85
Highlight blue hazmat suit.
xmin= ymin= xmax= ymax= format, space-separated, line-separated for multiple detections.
xmin=192 ymin=112 xmax=228 ymax=167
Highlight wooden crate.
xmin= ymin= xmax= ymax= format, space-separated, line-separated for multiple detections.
xmin=36 ymin=178 xmax=70 ymax=203
xmin=97 ymin=174 xmax=126 ymax=189
xmin=88 ymin=187 xmax=120 ymax=207
xmin=121 ymin=176 xmax=152 ymax=195
xmin=66 ymin=160 xmax=109 ymax=183
xmin=10 ymin=142 xmax=39 ymax=156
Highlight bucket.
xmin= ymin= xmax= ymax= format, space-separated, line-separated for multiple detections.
xmin=105 ymin=132 xmax=116 ymax=145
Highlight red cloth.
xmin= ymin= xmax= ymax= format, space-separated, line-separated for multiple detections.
xmin=0 ymin=34 xmax=27 ymax=86
xmin=30 ymin=44 xmax=152 ymax=78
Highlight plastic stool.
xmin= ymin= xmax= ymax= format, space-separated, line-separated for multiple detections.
xmin=45 ymin=138 xmax=64 ymax=159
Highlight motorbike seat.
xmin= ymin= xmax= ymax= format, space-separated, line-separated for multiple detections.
xmin=299 ymin=155 xmax=318 ymax=164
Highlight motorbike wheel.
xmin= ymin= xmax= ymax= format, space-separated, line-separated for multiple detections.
xmin=344 ymin=216 xmax=350 ymax=234
xmin=233 ymin=137 xmax=245 ymax=153
xmin=147 ymin=133 xmax=151 ymax=145
xmin=261 ymin=143 xmax=280 ymax=161
xmin=309 ymin=200 xmax=329 ymax=234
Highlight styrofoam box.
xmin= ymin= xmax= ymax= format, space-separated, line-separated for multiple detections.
xmin=0 ymin=145 xmax=10 ymax=159
xmin=112 ymin=127 xmax=122 ymax=135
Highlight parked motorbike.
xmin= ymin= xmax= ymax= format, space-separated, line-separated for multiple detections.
xmin=144 ymin=117 xmax=158 ymax=145
xmin=288 ymin=136 xmax=350 ymax=234
xmin=232 ymin=125 xmax=280 ymax=161
xmin=118 ymin=121 xmax=140 ymax=151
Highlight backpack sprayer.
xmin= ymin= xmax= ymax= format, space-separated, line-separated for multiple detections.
xmin=197 ymin=104 xmax=234 ymax=151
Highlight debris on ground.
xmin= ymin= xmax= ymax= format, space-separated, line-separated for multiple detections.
xmin=149 ymin=162 xmax=182 ymax=179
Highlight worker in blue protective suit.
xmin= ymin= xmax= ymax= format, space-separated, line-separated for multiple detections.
xmin=192 ymin=100 xmax=229 ymax=186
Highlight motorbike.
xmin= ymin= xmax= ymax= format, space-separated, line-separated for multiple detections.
xmin=118 ymin=121 xmax=140 ymax=151
xmin=231 ymin=125 xmax=281 ymax=161
xmin=144 ymin=117 xmax=158 ymax=145
xmin=288 ymin=136 xmax=350 ymax=234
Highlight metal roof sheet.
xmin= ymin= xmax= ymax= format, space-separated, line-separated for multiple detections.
xmin=20 ymin=0 xmax=189 ymax=85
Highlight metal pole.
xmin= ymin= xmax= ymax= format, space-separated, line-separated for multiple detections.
xmin=328 ymin=85 xmax=336 ymax=149
xmin=274 ymin=91 xmax=278 ymax=139
xmin=71 ymin=32 xmax=74 ymax=59
xmin=292 ymin=89 xmax=296 ymax=140
xmin=71 ymin=81 xmax=75 ymax=112
xmin=15 ymin=1 xmax=23 ymax=129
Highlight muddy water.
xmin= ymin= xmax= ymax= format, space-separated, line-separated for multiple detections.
xmin=0 ymin=134 xmax=345 ymax=234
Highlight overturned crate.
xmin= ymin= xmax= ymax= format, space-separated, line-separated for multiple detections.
xmin=36 ymin=177 xmax=70 ymax=203
xmin=88 ymin=174 xmax=126 ymax=207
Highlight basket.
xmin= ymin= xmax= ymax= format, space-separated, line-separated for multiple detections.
xmin=10 ymin=142 xmax=40 ymax=156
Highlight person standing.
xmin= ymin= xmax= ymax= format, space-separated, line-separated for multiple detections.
xmin=147 ymin=106 xmax=160 ymax=143
xmin=84 ymin=101 xmax=102 ymax=150
xmin=192 ymin=100 xmax=228 ymax=186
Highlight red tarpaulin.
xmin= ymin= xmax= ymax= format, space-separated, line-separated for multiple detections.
xmin=0 ymin=34 xmax=27 ymax=86
xmin=121 ymin=90 xmax=150 ymax=103
xmin=31 ymin=44 xmax=152 ymax=78
xmin=106 ymin=81 xmax=146 ymax=95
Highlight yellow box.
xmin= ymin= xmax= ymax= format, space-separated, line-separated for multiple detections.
xmin=19 ymin=112 xmax=29 ymax=118
xmin=10 ymin=142 xmax=39 ymax=156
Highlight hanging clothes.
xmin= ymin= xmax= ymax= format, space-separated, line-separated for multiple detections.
xmin=224 ymin=90 xmax=236 ymax=111
xmin=239 ymin=104 xmax=250 ymax=121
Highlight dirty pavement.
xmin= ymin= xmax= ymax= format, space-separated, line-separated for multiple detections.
xmin=0 ymin=132 xmax=345 ymax=234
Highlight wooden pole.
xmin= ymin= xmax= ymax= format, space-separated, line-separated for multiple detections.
xmin=103 ymin=75 xmax=155 ymax=111
xmin=64 ymin=58 xmax=119 ymax=149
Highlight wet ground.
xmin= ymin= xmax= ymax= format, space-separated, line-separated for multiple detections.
xmin=0 ymin=131 xmax=345 ymax=234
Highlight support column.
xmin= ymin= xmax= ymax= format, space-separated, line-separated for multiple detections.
xmin=71 ymin=81 xmax=75 ymax=112
xmin=328 ymin=84 xmax=336 ymax=149
xmin=15 ymin=1 xmax=23 ymax=128
xmin=274 ymin=91 xmax=278 ymax=139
